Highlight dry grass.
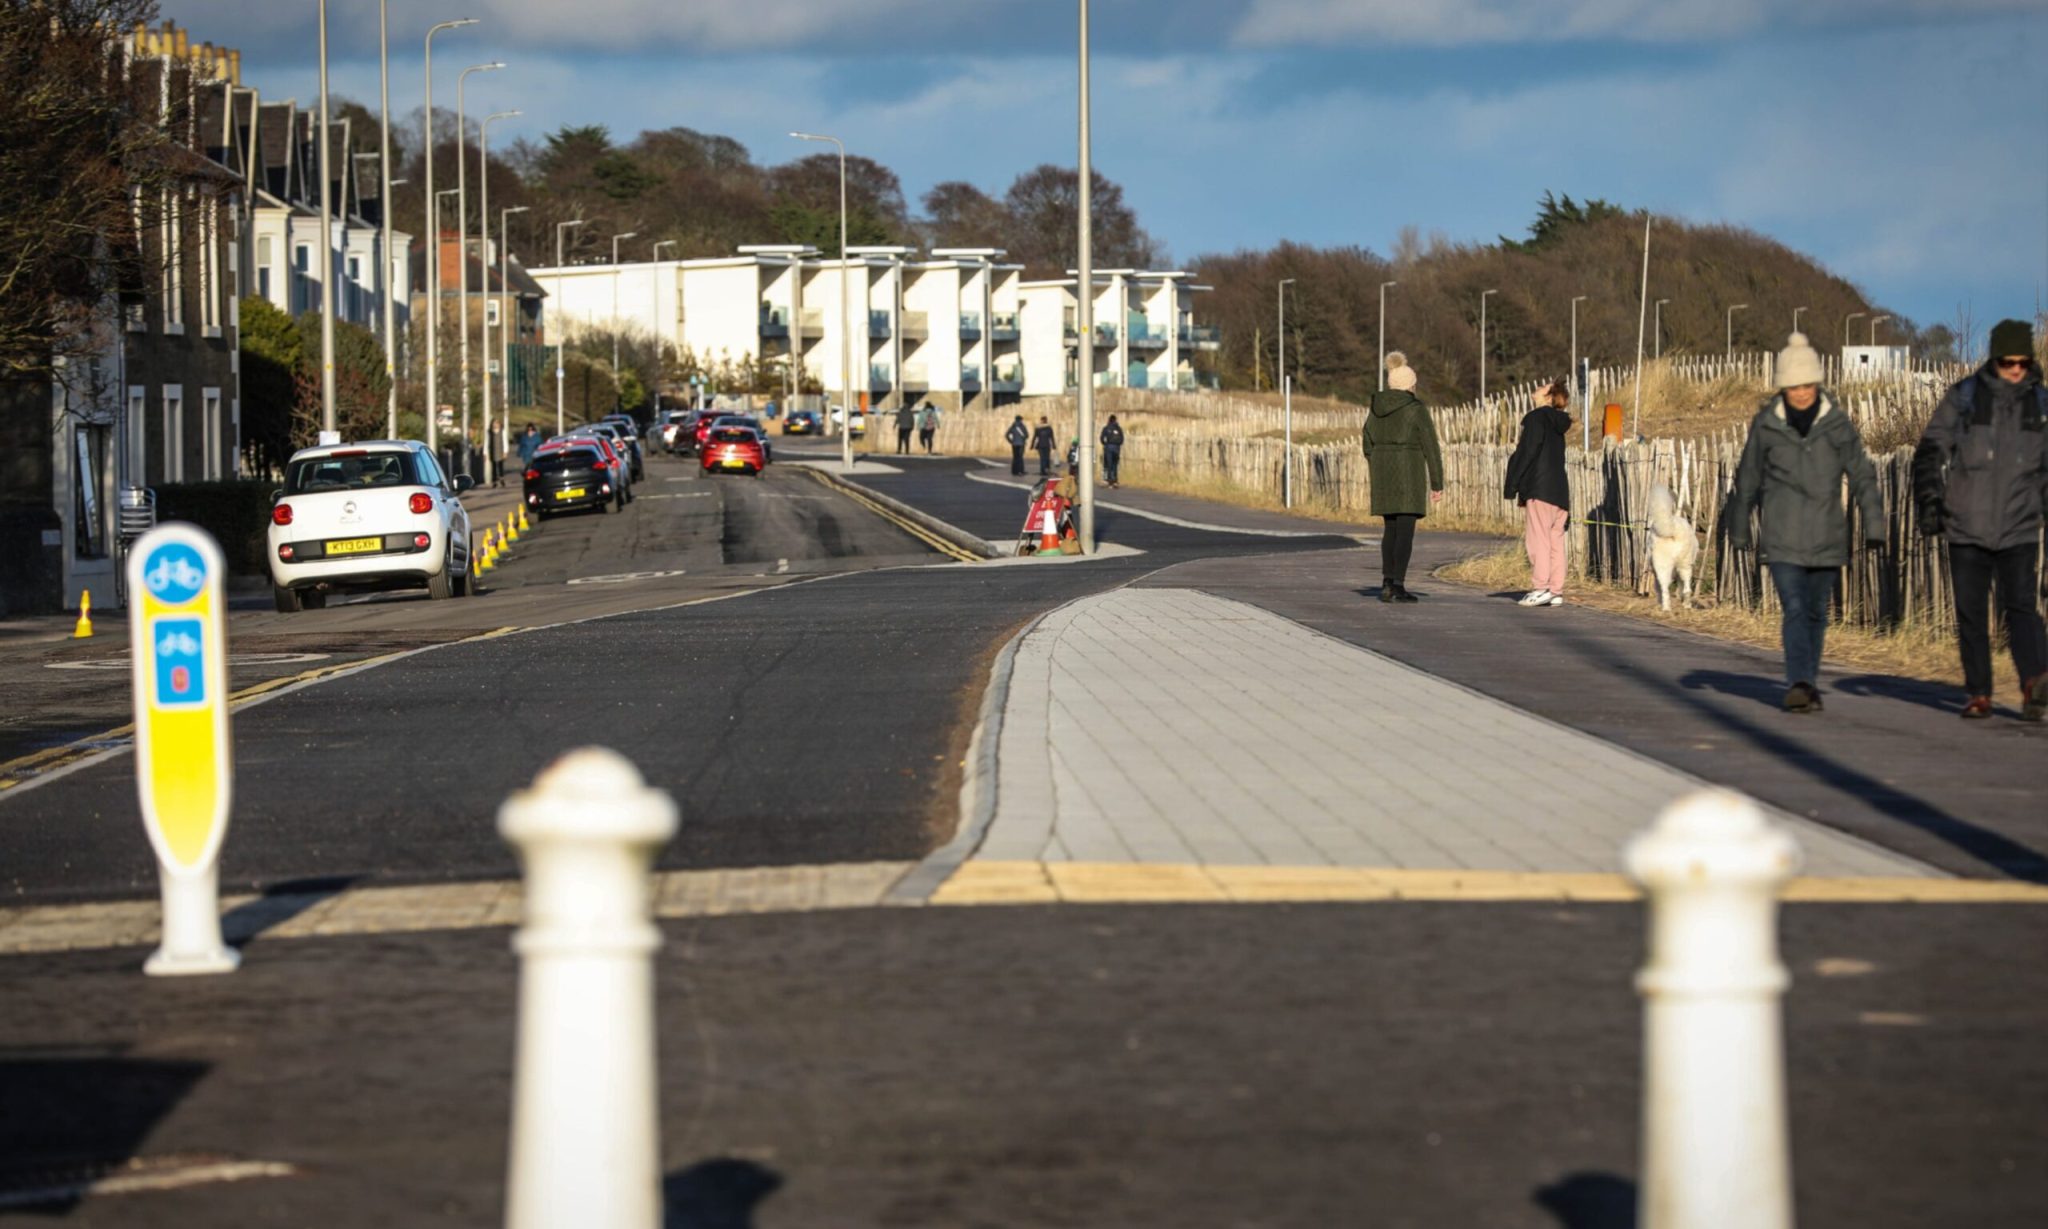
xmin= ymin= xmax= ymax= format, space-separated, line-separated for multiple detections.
xmin=1437 ymin=541 xmax=1966 ymax=687
xmin=1600 ymin=361 xmax=1771 ymax=441
xmin=1113 ymin=463 xmax=1516 ymax=536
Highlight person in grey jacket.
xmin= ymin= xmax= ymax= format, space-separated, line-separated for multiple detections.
xmin=1912 ymin=317 xmax=2048 ymax=720
xmin=1727 ymin=333 xmax=1885 ymax=713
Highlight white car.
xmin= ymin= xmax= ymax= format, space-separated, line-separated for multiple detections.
xmin=266 ymin=440 xmax=475 ymax=612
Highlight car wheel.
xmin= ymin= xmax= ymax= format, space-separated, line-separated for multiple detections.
xmin=594 ymin=497 xmax=610 ymax=514
xmin=273 ymin=585 xmax=302 ymax=613
xmin=302 ymin=589 xmax=327 ymax=610
xmin=428 ymin=561 xmax=454 ymax=600
xmin=452 ymin=560 xmax=471 ymax=598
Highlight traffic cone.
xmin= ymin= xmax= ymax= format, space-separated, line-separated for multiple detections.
xmin=477 ymin=529 xmax=496 ymax=572
xmin=72 ymin=589 xmax=93 ymax=639
xmin=517 ymin=503 xmax=531 ymax=533
xmin=1036 ymin=510 xmax=1061 ymax=556
xmin=505 ymin=511 xmax=520 ymax=544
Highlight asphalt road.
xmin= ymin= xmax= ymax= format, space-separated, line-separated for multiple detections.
xmin=1 ymin=453 xmax=1357 ymax=901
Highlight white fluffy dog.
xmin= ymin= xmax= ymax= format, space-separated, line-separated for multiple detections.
xmin=1646 ymin=484 xmax=1697 ymax=611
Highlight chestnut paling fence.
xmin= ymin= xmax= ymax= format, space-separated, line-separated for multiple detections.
xmin=901 ymin=380 xmax=2044 ymax=636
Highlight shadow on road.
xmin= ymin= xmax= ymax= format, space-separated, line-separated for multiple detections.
xmin=0 ymin=1051 xmax=209 ymax=1213
xmin=221 ymin=875 xmax=360 ymax=946
xmin=664 ymin=1158 xmax=783 ymax=1229
xmin=1533 ymin=1171 xmax=1638 ymax=1228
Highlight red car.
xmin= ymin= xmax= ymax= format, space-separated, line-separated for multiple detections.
xmin=700 ymin=426 xmax=768 ymax=477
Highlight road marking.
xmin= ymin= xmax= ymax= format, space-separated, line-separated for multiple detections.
xmin=804 ymin=469 xmax=983 ymax=564
xmin=962 ymin=471 xmax=1371 ymax=542
xmin=776 ymin=558 xmax=790 ymax=574
xmin=0 ymin=1155 xmax=300 ymax=1209
xmin=47 ymin=651 xmax=331 ymax=671
xmin=640 ymin=491 xmax=713 ymax=500
xmin=565 ymin=570 xmax=687 ymax=585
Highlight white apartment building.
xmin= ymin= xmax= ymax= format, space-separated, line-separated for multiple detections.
xmin=1018 ymin=270 xmax=1219 ymax=398
xmin=530 ymin=245 xmax=1215 ymax=411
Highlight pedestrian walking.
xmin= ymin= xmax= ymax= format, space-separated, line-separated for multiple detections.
xmin=1911 ymin=317 xmax=2048 ymax=721
xmin=917 ymin=401 xmax=940 ymax=453
xmin=1005 ymin=415 xmax=1029 ymax=475
xmin=1726 ymin=333 xmax=1886 ymax=714
xmin=1359 ymin=352 xmax=1444 ymax=603
xmin=1066 ymin=437 xmax=1080 ymax=472
xmin=1100 ymin=414 xmax=1125 ymax=487
xmin=1031 ymin=416 xmax=1056 ymax=477
xmin=895 ymin=402 xmax=916 ymax=455
xmin=489 ymin=419 xmax=505 ymax=487
xmin=517 ymin=423 xmax=541 ymax=468
xmin=1503 ymin=379 xmax=1572 ymax=607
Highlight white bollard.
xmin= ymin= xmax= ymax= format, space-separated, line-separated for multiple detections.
xmin=1625 ymin=789 xmax=1802 ymax=1229
xmin=499 ymin=748 xmax=678 ymax=1229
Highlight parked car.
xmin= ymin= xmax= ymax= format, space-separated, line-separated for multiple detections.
xmin=524 ymin=444 xmax=617 ymax=516
xmin=782 ymin=410 xmax=821 ymax=436
xmin=576 ymin=422 xmax=643 ymax=482
xmin=600 ymin=414 xmax=642 ymax=445
xmin=655 ymin=410 xmax=689 ymax=452
xmin=689 ymin=412 xmax=724 ymax=455
xmin=541 ymin=435 xmax=630 ymax=508
xmin=266 ymin=440 xmax=473 ymax=611
xmin=829 ymin=405 xmax=867 ymax=438
xmin=700 ymin=426 xmax=768 ymax=477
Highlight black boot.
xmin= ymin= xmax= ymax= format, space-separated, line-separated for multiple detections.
xmin=1390 ymin=584 xmax=1419 ymax=603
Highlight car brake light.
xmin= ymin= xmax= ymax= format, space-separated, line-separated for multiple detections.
xmin=601 ymin=483 xmax=612 ymax=494
xmin=413 ymin=532 xmax=431 ymax=549
xmin=278 ymin=544 xmax=295 ymax=561
xmin=409 ymin=492 xmax=434 ymax=514
xmin=524 ymin=468 xmax=540 ymax=481
xmin=272 ymin=503 xmax=293 ymax=526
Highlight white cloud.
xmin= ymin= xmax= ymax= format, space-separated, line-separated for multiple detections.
xmin=1232 ymin=0 xmax=2048 ymax=47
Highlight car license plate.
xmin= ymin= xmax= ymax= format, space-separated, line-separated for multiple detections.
xmin=555 ymin=488 xmax=586 ymax=500
xmin=723 ymin=458 xmax=746 ymax=468
xmin=325 ymin=536 xmax=384 ymax=556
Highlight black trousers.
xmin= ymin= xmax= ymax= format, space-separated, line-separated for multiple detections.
xmin=1010 ymin=445 xmax=1025 ymax=474
xmin=1102 ymin=446 xmax=1121 ymax=484
xmin=919 ymin=427 xmax=935 ymax=452
xmin=1950 ymin=542 xmax=2048 ymax=696
xmin=1037 ymin=449 xmax=1052 ymax=476
xmin=1381 ymin=514 xmax=1418 ymax=587
xmin=896 ymin=428 xmax=912 ymax=454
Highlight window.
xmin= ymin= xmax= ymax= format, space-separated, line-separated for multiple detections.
xmin=126 ymin=186 xmax=146 ymax=331
xmin=257 ymin=235 xmax=273 ymax=301
xmin=200 ymin=198 xmax=219 ymax=333
xmin=293 ymin=244 xmax=310 ymax=315
xmin=161 ymin=388 xmax=185 ymax=482
xmin=202 ymin=389 xmax=222 ymax=480
xmin=486 ymin=299 xmax=501 ymax=327
xmin=74 ymin=424 xmax=110 ymax=560
xmin=163 ymin=191 xmax=184 ymax=332
xmin=285 ymin=449 xmax=425 ymax=494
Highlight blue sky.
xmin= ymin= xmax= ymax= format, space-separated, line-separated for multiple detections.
xmin=169 ymin=0 xmax=2048 ymax=340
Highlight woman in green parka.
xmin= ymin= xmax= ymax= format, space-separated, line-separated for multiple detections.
xmin=1361 ymin=351 xmax=1445 ymax=602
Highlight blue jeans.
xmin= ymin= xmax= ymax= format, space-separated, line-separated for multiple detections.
xmin=1768 ymin=563 xmax=1837 ymax=687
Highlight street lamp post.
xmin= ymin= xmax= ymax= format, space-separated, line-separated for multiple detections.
xmin=315 ymin=0 xmax=337 ymax=434
xmin=1074 ymin=0 xmax=1096 ymax=552
xmin=1870 ymin=314 xmax=1890 ymax=346
xmin=1479 ymin=288 xmax=1498 ymax=402
xmin=1571 ymin=294 xmax=1589 ymax=450
xmin=610 ymin=231 xmax=638 ymax=413
xmin=1792 ymin=305 xmax=1807 ymax=334
xmin=500 ymin=205 xmax=529 ymax=451
xmin=1654 ymin=298 xmax=1670 ymax=360
xmin=478 ymin=109 xmax=520 ymax=476
xmin=1844 ymin=312 xmax=1865 ymax=349
xmin=1726 ymin=304 xmax=1750 ymax=359
xmin=554 ymin=220 xmax=586 ymax=435
xmin=377 ymin=0 xmax=396 ymax=437
xmin=1278 ymin=277 xmax=1295 ymax=508
xmin=650 ymin=241 xmax=677 ymax=404
xmin=422 ymin=18 xmax=479 ymax=455
xmin=456 ymin=61 xmax=505 ymax=468
xmin=789 ymin=132 xmax=851 ymax=471
xmin=1378 ymin=280 xmax=1396 ymax=390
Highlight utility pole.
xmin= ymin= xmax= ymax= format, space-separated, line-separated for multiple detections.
xmin=1654 ymin=298 xmax=1670 ymax=360
xmin=789 ymin=133 xmax=851 ymax=470
xmin=555 ymin=219 xmax=586 ymax=435
xmin=1726 ymin=304 xmax=1750 ymax=358
xmin=1075 ymin=0 xmax=1096 ymax=553
xmin=501 ymin=205 xmax=529 ymax=445
xmin=1480 ymin=288 xmax=1498 ymax=403
xmin=478 ymin=109 xmax=520 ymax=475
xmin=610 ymin=231 xmax=638 ymax=413
xmin=377 ymin=0 xmax=395 ymax=437
xmin=315 ymin=0 xmax=336 ymax=434
xmin=1631 ymin=213 xmax=1652 ymax=441
xmin=1570 ymin=294 xmax=1588 ymax=451
xmin=422 ymin=19 xmax=479 ymax=455
xmin=1378 ymin=280 xmax=1396 ymax=391
xmin=1279 ymin=278 xmax=1295 ymax=508
xmin=456 ymin=61 xmax=505 ymax=468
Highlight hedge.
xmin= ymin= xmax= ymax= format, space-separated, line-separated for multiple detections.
xmin=155 ymin=480 xmax=273 ymax=577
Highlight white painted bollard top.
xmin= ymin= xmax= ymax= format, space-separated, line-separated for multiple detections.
xmin=500 ymin=747 xmax=678 ymax=1229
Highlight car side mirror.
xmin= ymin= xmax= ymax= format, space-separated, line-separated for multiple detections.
xmin=453 ymin=474 xmax=477 ymax=493
xmin=270 ymin=488 xmax=283 ymax=505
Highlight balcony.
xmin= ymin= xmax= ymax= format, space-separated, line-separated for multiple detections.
xmin=991 ymin=311 xmax=1020 ymax=340
xmin=1180 ymin=323 xmax=1221 ymax=350
xmin=901 ymin=362 xmax=929 ymax=389
xmin=868 ymin=309 xmax=891 ymax=339
xmin=1127 ymin=314 xmax=1167 ymax=350
xmin=869 ymin=363 xmax=893 ymax=389
xmin=1127 ymin=364 xmax=1152 ymax=390
xmin=993 ymin=364 xmax=1023 ymax=393
xmin=959 ymin=310 xmax=982 ymax=339
xmin=799 ymin=309 xmax=823 ymax=339
xmin=1093 ymin=370 xmax=1118 ymax=389
xmin=900 ymin=310 xmax=929 ymax=341
xmin=1175 ymin=370 xmax=1221 ymax=392
xmin=759 ymin=306 xmax=790 ymax=338
xmin=962 ymin=366 xmax=983 ymax=390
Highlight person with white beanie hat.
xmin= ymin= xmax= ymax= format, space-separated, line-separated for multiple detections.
xmin=1726 ymin=332 xmax=1885 ymax=713
xmin=1360 ymin=351 xmax=1445 ymax=602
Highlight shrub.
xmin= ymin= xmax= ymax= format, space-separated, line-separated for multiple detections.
xmin=155 ymin=480 xmax=274 ymax=577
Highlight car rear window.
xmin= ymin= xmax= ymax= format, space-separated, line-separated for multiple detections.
xmin=710 ymin=429 xmax=757 ymax=443
xmin=286 ymin=450 xmax=423 ymax=493
xmin=531 ymin=449 xmax=605 ymax=472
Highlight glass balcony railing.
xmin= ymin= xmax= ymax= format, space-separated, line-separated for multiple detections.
xmin=1127 ymin=365 xmax=1151 ymax=390
xmin=759 ymin=306 xmax=790 ymax=337
xmin=1180 ymin=324 xmax=1222 ymax=348
xmin=869 ymin=363 xmax=893 ymax=388
xmin=868 ymin=309 xmax=891 ymax=338
xmin=991 ymin=311 xmax=1020 ymax=337
xmin=1092 ymin=370 xmax=1118 ymax=389
xmin=1175 ymin=370 xmax=1221 ymax=392
xmin=993 ymin=365 xmax=1023 ymax=390
xmin=961 ymin=367 xmax=983 ymax=388
xmin=959 ymin=311 xmax=983 ymax=338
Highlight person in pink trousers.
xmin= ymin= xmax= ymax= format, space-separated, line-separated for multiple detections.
xmin=1502 ymin=379 xmax=1574 ymax=606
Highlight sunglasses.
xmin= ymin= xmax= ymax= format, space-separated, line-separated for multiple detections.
xmin=1997 ymin=356 xmax=2033 ymax=370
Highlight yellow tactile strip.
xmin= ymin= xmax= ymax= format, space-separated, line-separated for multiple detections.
xmin=927 ymin=862 xmax=2048 ymax=907
xmin=7 ymin=859 xmax=2047 ymax=958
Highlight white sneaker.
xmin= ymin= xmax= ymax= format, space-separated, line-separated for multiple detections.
xmin=1545 ymin=592 xmax=1565 ymax=606
xmin=1517 ymin=589 xmax=1552 ymax=607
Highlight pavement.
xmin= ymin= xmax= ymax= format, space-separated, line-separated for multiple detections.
xmin=3 ymin=447 xmax=2045 ymax=1224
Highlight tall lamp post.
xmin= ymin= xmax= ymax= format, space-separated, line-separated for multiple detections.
xmin=315 ymin=0 xmax=337 ymax=433
xmin=1726 ymin=303 xmax=1749 ymax=359
xmin=377 ymin=0 xmax=396 ymax=437
xmin=1570 ymin=294 xmax=1589 ymax=450
xmin=477 ymin=108 xmax=520 ymax=474
xmin=1479 ymin=288 xmax=1498 ymax=402
xmin=1278 ymin=277 xmax=1296 ymax=507
xmin=455 ymin=60 xmax=505 ymax=467
xmin=1869 ymin=314 xmax=1890 ymax=345
xmin=650 ymin=240 xmax=677 ymax=394
xmin=500 ymin=205 xmax=528 ymax=448
xmin=789 ymin=132 xmax=851 ymax=471
xmin=421 ymin=18 xmax=479 ymax=455
xmin=1792 ymin=305 xmax=1808 ymax=334
xmin=1071 ymin=0 xmax=1096 ymax=552
xmin=1844 ymin=311 xmax=1864 ymax=348
xmin=610 ymin=231 xmax=638 ymax=413
xmin=1378 ymin=280 xmax=1396 ymax=390
xmin=553 ymin=219 xmax=586 ymax=435
xmin=1653 ymin=298 xmax=1670 ymax=360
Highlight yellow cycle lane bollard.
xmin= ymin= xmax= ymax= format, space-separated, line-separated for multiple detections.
xmin=127 ymin=524 xmax=239 ymax=976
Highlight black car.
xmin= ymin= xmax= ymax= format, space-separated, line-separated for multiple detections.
xmin=674 ymin=410 xmax=713 ymax=456
xmin=524 ymin=444 xmax=617 ymax=516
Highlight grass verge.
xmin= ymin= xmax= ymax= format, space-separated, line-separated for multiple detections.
xmin=1437 ymin=542 xmax=1966 ymax=688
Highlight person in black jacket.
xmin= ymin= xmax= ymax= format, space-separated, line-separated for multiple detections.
xmin=1728 ymin=333 xmax=1885 ymax=714
xmin=1911 ymin=317 xmax=2048 ymax=721
xmin=1031 ymin=417 xmax=1056 ymax=477
xmin=1503 ymin=379 xmax=1573 ymax=607
xmin=1005 ymin=415 xmax=1029 ymax=474
xmin=1100 ymin=415 xmax=1125 ymax=486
